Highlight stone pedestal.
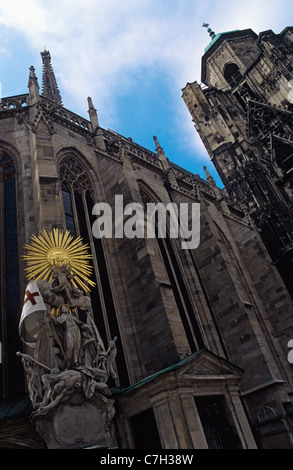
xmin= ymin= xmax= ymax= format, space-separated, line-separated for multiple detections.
xmin=35 ymin=391 xmax=116 ymax=449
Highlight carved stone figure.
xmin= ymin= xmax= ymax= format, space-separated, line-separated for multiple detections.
xmin=33 ymin=366 xmax=110 ymax=417
xmin=51 ymin=262 xmax=77 ymax=307
xmin=38 ymin=279 xmax=64 ymax=310
xmin=51 ymin=305 xmax=96 ymax=368
xmin=38 ymin=275 xmax=92 ymax=313
xmin=18 ymin=230 xmax=118 ymax=448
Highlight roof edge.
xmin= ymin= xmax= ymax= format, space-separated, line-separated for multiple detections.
xmin=111 ymin=348 xmax=244 ymax=397
xmin=201 ymin=28 xmax=258 ymax=84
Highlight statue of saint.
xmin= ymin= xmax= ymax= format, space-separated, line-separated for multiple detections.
xmin=19 ymin=229 xmax=118 ymax=421
xmin=50 ymin=262 xmax=77 ymax=306
xmin=51 ymin=305 xmax=95 ymax=368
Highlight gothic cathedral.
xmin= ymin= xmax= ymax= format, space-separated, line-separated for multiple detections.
xmin=0 ymin=28 xmax=292 ymax=449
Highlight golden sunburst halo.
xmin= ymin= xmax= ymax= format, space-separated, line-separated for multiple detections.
xmin=23 ymin=228 xmax=95 ymax=293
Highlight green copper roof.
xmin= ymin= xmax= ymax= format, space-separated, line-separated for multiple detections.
xmin=204 ymin=30 xmax=240 ymax=53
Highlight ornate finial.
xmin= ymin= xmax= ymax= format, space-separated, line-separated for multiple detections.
xmin=203 ymin=165 xmax=222 ymax=200
xmin=202 ymin=23 xmax=216 ymax=39
xmin=153 ymin=135 xmax=163 ymax=153
xmin=28 ymin=65 xmax=40 ymax=103
xmin=87 ymin=96 xmax=100 ymax=130
xmin=87 ymin=96 xmax=96 ymax=111
xmin=40 ymin=49 xmax=63 ymax=106
xmin=203 ymin=165 xmax=212 ymax=179
xmin=29 ymin=65 xmax=37 ymax=77
xmin=203 ymin=165 xmax=216 ymax=186
xmin=153 ymin=136 xmax=170 ymax=171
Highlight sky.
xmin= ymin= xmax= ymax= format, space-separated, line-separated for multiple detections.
xmin=0 ymin=0 xmax=292 ymax=187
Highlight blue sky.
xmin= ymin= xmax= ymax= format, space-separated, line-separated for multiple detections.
xmin=0 ymin=0 xmax=292 ymax=187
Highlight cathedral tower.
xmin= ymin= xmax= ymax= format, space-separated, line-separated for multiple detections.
xmin=182 ymin=27 xmax=293 ymax=297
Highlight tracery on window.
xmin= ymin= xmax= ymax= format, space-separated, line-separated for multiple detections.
xmin=59 ymin=157 xmax=94 ymax=198
xmin=58 ymin=155 xmax=130 ymax=387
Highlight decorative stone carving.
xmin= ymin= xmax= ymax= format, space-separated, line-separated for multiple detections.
xmin=257 ymin=406 xmax=277 ymax=423
xmin=17 ymin=229 xmax=117 ymax=449
xmin=35 ymin=392 xmax=115 ymax=449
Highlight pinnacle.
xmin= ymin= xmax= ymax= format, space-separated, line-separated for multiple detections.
xmin=40 ymin=50 xmax=63 ymax=106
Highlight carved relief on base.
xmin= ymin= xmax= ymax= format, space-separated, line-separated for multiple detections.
xmin=35 ymin=391 xmax=116 ymax=449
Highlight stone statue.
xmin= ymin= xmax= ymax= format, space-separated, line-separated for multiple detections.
xmin=50 ymin=261 xmax=77 ymax=307
xmin=33 ymin=365 xmax=110 ymax=417
xmin=38 ymin=278 xmax=92 ymax=313
xmin=51 ymin=305 xmax=97 ymax=368
xmin=18 ymin=249 xmax=118 ymax=448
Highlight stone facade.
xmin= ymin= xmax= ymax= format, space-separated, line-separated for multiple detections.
xmin=182 ymin=27 xmax=293 ymax=297
xmin=0 ymin=39 xmax=292 ymax=448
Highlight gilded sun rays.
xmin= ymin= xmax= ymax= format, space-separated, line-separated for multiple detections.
xmin=23 ymin=228 xmax=95 ymax=293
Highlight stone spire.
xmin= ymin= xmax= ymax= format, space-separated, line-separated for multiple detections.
xmin=153 ymin=136 xmax=169 ymax=169
xmin=28 ymin=65 xmax=40 ymax=104
xmin=204 ymin=165 xmax=230 ymax=213
xmin=153 ymin=136 xmax=178 ymax=187
xmin=40 ymin=48 xmax=63 ymax=106
xmin=87 ymin=96 xmax=99 ymax=129
xmin=203 ymin=165 xmax=220 ymax=195
xmin=87 ymin=97 xmax=105 ymax=150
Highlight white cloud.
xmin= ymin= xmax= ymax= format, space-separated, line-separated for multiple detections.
xmin=0 ymin=0 xmax=291 ymax=161
xmin=0 ymin=1 xmax=200 ymax=103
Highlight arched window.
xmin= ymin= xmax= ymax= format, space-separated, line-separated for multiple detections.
xmin=140 ymin=187 xmax=204 ymax=353
xmin=59 ymin=157 xmax=93 ymax=238
xmin=223 ymin=63 xmax=243 ymax=87
xmin=0 ymin=152 xmax=22 ymax=398
xmin=59 ymin=156 xmax=130 ymax=387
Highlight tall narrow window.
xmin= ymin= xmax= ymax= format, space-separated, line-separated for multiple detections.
xmin=61 ymin=184 xmax=76 ymax=237
xmin=0 ymin=152 xmax=22 ymax=398
xmin=59 ymin=156 xmax=130 ymax=387
xmin=140 ymin=188 xmax=204 ymax=352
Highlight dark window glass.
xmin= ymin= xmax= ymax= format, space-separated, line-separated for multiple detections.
xmin=195 ymin=395 xmax=241 ymax=449
xmin=0 ymin=166 xmax=23 ymax=398
xmin=129 ymin=408 xmax=162 ymax=449
xmin=61 ymin=183 xmax=76 ymax=237
xmin=223 ymin=63 xmax=242 ymax=87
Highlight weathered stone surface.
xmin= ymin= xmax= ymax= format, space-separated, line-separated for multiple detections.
xmin=35 ymin=392 xmax=115 ymax=449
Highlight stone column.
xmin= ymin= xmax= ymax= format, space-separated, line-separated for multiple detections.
xmin=179 ymin=393 xmax=208 ymax=449
xmin=151 ymin=390 xmax=194 ymax=449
